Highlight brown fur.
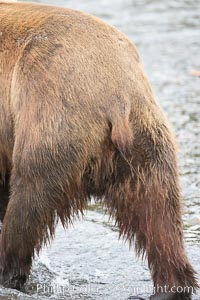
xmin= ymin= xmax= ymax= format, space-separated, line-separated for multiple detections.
xmin=0 ymin=1 xmax=198 ymax=297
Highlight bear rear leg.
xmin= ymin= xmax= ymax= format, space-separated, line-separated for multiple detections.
xmin=104 ymin=135 xmax=198 ymax=300
xmin=0 ymin=162 xmax=81 ymax=289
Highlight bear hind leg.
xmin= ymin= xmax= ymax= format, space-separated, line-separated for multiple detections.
xmin=0 ymin=162 xmax=84 ymax=289
xmin=103 ymin=144 xmax=198 ymax=300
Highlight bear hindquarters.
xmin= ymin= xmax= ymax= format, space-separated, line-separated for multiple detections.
xmin=105 ymin=126 xmax=198 ymax=300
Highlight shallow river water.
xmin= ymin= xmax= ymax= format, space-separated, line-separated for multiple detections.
xmin=0 ymin=0 xmax=200 ymax=299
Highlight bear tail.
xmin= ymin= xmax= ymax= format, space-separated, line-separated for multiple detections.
xmin=110 ymin=113 xmax=133 ymax=153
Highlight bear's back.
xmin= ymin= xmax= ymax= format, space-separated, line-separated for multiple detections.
xmin=0 ymin=1 xmax=142 ymax=106
xmin=0 ymin=1 xmax=160 ymax=174
xmin=0 ymin=1 xmax=148 ymax=120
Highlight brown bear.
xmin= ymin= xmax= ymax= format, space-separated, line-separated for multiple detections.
xmin=0 ymin=1 xmax=198 ymax=299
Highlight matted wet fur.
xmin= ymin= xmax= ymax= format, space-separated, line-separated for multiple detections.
xmin=0 ymin=1 xmax=198 ymax=298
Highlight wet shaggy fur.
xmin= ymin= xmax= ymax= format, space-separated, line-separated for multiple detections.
xmin=0 ymin=1 xmax=199 ymax=298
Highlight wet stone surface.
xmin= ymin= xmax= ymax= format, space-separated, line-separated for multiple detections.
xmin=0 ymin=0 xmax=200 ymax=299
